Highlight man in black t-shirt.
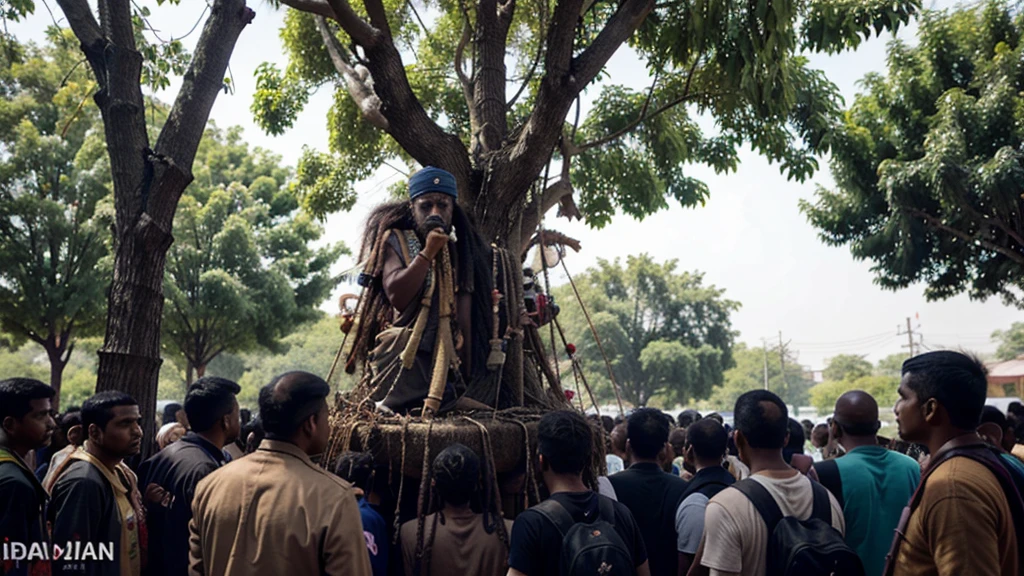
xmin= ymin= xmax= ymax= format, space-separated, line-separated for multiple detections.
xmin=507 ymin=410 xmax=650 ymax=576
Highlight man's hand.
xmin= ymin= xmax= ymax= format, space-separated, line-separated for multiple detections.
xmin=423 ymin=228 xmax=449 ymax=259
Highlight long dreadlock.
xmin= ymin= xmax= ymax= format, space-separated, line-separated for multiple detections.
xmin=346 ymin=200 xmax=498 ymax=398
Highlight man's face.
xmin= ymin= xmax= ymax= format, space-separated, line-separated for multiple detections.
xmin=894 ymin=375 xmax=927 ymax=443
xmin=308 ymin=400 xmax=330 ymax=456
xmin=225 ymin=399 xmax=242 ymax=445
xmin=412 ymin=193 xmax=454 ymax=237
xmin=91 ymin=405 xmax=143 ymax=459
xmin=3 ymin=398 xmax=56 ymax=450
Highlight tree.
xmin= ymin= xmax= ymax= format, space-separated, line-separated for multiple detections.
xmin=808 ymin=374 xmax=898 ymax=413
xmin=0 ymin=30 xmax=111 ymax=409
xmin=875 ymin=352 xmax=908 ymax=377
xmin=255 ymin=0 xmax=918 ymax=302
xmin=11 ymin=0 xmax=255 ymax=454
xmin=822 ymin=354 xmax=872 ymax=382
xmin=552 ymin=254 xmax=738 ymax=407
xmin=707 ymin=342 xmax=814 ymax=410
xmin=162 ymin=125 xmax=344 ymax=382
xmin=992 ymin=322 xmax=1024 ymax=361
xmin=802 ymin=1 xmax=1024 ymax=309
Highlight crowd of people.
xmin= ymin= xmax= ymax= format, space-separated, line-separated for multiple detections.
xmin=2 ymin=350 xmax=1024 ymax=575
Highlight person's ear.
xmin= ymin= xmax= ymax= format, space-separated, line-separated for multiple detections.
xmin=538 ymin=453 xmax=549 ymax=472
xmin=1 ymin=415 xmax=15 ymax=435
xmin=922 ymin=398 xmax=940 ymax=424
xmin=735 ymin=430 xmax=749 ymax=451
xmin=302 ymin=412 xmax=317 ymax=437
xmin=830 ymin=421 xmax=842 ymax=441
xmin=684 ymin=445 xmax=694 ymax=465
xmin=88 ymin=422 xmax=102 ymax=443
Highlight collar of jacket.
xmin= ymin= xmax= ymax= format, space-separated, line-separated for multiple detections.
xmin=71 ymin=443 xmax=134 ymax=495
xmin=0 ymin=445 xmax=48 ymax=496
xmin=179 ymin=432 xmax=226 ymax=465
xmin=258 ymin=439 xmax=319 ymax=468
xmin=627 ymin=461 xmax=665 ymax=473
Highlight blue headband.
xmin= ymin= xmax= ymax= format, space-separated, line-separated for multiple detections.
xmin=409 ymin=166 xmax=457 ymax=200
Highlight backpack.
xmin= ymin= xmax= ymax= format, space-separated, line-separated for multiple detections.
xmin=813 ymin=459 xmax=845 ymax=508
xmin=733 ymin=478 xmax=865 ymax=576
xmin=533 ymin=495 xmax=635 ymax=576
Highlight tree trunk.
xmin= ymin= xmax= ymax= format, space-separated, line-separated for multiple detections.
xmin=195 ymin=362 xmax=206 ymax=379
xmin=44 ymin=342 xmax=67 ymax=413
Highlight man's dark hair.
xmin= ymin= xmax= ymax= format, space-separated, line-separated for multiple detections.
xmin=432 ymin=443 xmax=480 ymax=506
xmin=902 ymin=351 xmax=988 ymax=430
xmin=335 ymin=451 xmax=375 ymax=493
xmin=162 ymin=402 xmax=182 ymax=425
xmin=258 ymin=371 xmax=330 ymax=438
xmin=60 ymin=411 xmax=82 ymax=433
xmin=786 ymin=418 xmax=805 ymax=452
xmin=185 ymin=376 xmax=241 ymax=432
xmin=600 ymin=415 xmax=615 ymax=434
xmin=0 ymin=378 xmax=55 ymax=421
xmin=538 ymin=410 xmax=592 ymax=475
xmin=240 ymin=408 xmax=252 ymax=426
xmin=686 ymin=418 xmax=727 ymax=461
xmin=627 ymin=407 xmax=671 ymax=459
xmin=1008 ymin=401 xmax=1024 ymax=418
xmin=812 ymin=423 xmax=829 ymax=447
xmin=704 ymin=412 xmax=724 ymax=424
xmin=677 ymin=409 xmax=702 ymax=428
xmin=734 ymin=390 xmax=789 ymax=449
xmin=82 ymin=391 xmax=138 ymax=432
xmin=980 ymin=405 xmax=1008 ymax=429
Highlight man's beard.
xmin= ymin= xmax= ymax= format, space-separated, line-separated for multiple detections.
xmin=416 ymin=215 xmax=451 ymax=240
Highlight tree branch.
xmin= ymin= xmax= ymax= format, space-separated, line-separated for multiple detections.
xmin=55 ymin=0 xmax=105 ymax=77
xmin=909 ymin=209 xmax=1024 ymax=266
xmin=575 ymin=90 xmax=712 ymax=151
xmin=507 ymin=0 xmax=544 ymax=110
xmin=361 ymin=0 xmax=393 ymax=39
xmin=98 ymin=0 xmax=135 ymax=50
xmin=316 ymin=16 xmax=389 ymax=130
xmin=277 ymin=0 xmax=337 ymax=19
xmin=573 ymin=0 xmax=656 ymax=87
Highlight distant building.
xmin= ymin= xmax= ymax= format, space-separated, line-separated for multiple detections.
xmin=987 ymin=355 xmax=1024 ymax=398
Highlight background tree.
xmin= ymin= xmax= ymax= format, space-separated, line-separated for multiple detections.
xmin=552 ymin=254 xmax=737 ymax=407
xmin=992 ymin=322 xmax=1024 ymax=360
xmin=0 ymin=30 xmax=110 ymax=409
xmin=875 ymin=352 xmax=908 ymax=377
xmin=162 ymin=125 xmax=344 ymax=382
xmin=707 ymin=342 xmax=814 ymax=410
xmin=10 ymin=0 xmax=255 ymax=453
xmin=802 ymin=0 xmax=1024 ymax=309
xmin=822 ymin=353 xmax=872 ymax=382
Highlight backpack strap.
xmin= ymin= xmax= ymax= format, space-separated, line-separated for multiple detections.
xmin=813 ymin=460 xmax=844 ymax=509
xmin=732 ymin=479 xmax=785 ymax=533
xmin=596 ymin=494 xmax=617 ymax=524
xmin=809 ymin=481 xmax=833 ymax=524
xmin=533 ymin=498 xmax=577 ymax=537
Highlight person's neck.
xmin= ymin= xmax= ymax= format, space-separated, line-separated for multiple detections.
xmin=840 ymin=435 xmax=878 ymax=451
xmin=924 ymin=427 xmax=977 ymax=457
xmin=694 ymin=458 xmax=723 ymax=473
xmin=630 ymin=456 xmax=660 ymax=467
xmin=544 ymin=472 xmax=589 ymax=495
xmin=196 ymin=429 xmax=226 ymax=449
xmin=0 ymin=435 xmax=32 ymax=459
xmin=85 ymin=442 xmax=122 ymax=471
xmin=745 ymin=448 xmax=793 ymax=475
xmin=443 ymin=501 xmax=473 ymax=516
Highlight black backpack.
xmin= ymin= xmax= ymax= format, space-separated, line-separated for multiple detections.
xmin=533 ymin=496 xmax=635 ymax=576
xmin=733 ymin=479 xmax=865 ymax=576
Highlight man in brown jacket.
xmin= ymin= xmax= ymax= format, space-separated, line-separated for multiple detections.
xmin=188 ymin=371 xmax=371 ymax=576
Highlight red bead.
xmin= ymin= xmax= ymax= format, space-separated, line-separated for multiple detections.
xmin=564 ymin=390 xmax=575 ymax=401
xmin=566 ymin=343 xmax=576 ymax=355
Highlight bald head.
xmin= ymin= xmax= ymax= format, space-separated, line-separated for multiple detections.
xmin=259 ymin=371 xmax=330 ymax=439
xmin=833 ymin=390 xmax=881 ymax=438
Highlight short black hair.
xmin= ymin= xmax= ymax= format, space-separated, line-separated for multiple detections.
xmin=980 ymin=406 xmax=1008 ymax=429
xmin=258 ymin=371 xmax=330 ymax=438
xmin=627 ymin=408 xmax=670 ymax=459
xmin=433 ymin=443 xmax=480 ymax=506
xmin=335 ymin=451 xmax=375 ymax=492
xmin=60 ymin=411 xmax=82 ymax=433
xmin=538 ymin=410 xmax=592 ymax=475
xmin=1009 ymin=401 xmax=1024 ymax=418
xmin=600 ymin=415 xmax=614 ymax=433
xmin=686 ymin=418 xmax=727 ymax=460
xmin=0 ymin=378 xmax=55 ymax=421
xmin=902 ymin=351 xmax=987 ymax=430
xmin=677 ymin=409 xmax=702 ymax=428
xmin=786 ymin=418 xmax=805 ymax=452
xmin=240 ymin=408 xmax=252 ymax=426
xmin=185 ymin=376 xmax=241 ymax=432
xmin=162 ymin=402 xmax=182 ymax=425
xmin=82 ymin=391 xmax=138 ymax=432
xmin=734 ymin=390 xmax=789 ymax=449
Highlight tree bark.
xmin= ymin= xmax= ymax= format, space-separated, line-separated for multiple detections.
xmin=44 ymin=339 xmax=70 ymax=413
xmin=58 ymin=0 xmax=254 ymax=460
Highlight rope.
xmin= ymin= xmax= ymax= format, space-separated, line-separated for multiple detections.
xmin=559 ymin=258 xmax=626 ymax=416
xmin=463 ymin=416 xmax=510 ymax=549
xmin=535 ymin=175 xmax=562 ymax=392
xmin=392 ymin=416 xmax=410 ymax=545
xmin=413 ymin=418 xmax=435 ymax=572
xmin=553 ymin=316 xmax=600 ymax=415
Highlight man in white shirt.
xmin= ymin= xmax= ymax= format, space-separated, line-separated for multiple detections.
xmin=688 ymin=390 xmax=845 ymax=576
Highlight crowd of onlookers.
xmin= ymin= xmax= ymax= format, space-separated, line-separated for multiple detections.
xmin=2 ymin=349 xmax=1024 ymax=576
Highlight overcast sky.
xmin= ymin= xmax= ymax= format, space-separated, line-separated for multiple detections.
xmin=9 ymin=0 xmax=1014 ymax=370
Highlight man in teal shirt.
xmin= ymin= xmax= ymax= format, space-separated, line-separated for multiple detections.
xmin=814 ymin=391 xmax=920 ymax=576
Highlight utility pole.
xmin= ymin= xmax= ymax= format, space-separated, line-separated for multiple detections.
xmin=899 ymin=317 xmax=919 ymax=357
xmin=778 ymin=331 xmax=789 ymax=391
xmin=762 ymin=339 xmax=769 ymax=390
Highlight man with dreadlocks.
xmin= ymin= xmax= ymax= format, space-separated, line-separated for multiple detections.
xmin=399 ymin=443 xmax=512 ymax=576
xmin=353 ymin=166 xmax=500 ymax=414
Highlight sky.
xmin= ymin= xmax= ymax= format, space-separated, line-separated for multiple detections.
xmin=8 ymin=0 xmax=1016 ymax=371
